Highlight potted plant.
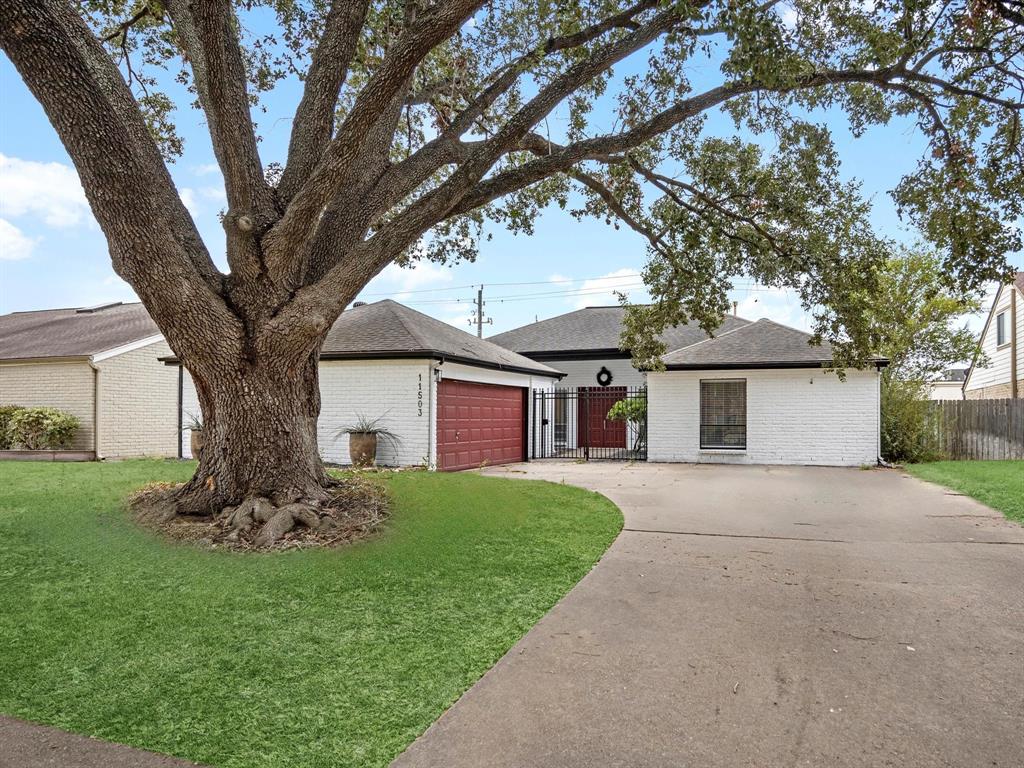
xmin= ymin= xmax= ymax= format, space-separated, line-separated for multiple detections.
xmin=186 ymin=413 xmax=205 ymax=460
xmin=334 ymin=413 xmax=402 ymax=468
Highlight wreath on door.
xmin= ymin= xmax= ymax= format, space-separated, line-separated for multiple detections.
xmin=596 ymin=366 xmax=613 ymax=387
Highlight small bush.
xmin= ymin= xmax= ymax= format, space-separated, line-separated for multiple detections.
xmin=881 ymin=378 xmax=940 ymax=463
xmin=7 ymin=407 xmax=81 ymax=450
xmin=0 ymin=405 xmax=22 ymax=450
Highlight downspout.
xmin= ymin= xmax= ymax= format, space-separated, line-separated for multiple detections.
xmin=89 ymin=359 xmax=101 ymax=460
xmin=1012 ymin=288 xmax=1018 ymax=399
xmin=177 ymin=364 xmax=183 ymax=459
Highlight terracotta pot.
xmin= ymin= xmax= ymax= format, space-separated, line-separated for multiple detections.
xmin=190 ymin=428 xmax=205 ymax=461
xmin=349 ymin=432 xmax=378 ymax=468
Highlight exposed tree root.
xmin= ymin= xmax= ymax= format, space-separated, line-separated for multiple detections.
xmin=129 ymin=475 xmax=389 ymax=552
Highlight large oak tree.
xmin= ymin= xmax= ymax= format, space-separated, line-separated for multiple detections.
xmin=2 ymin=0 xmax=1021 ymax=540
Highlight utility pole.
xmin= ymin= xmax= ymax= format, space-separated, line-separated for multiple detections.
xmin=469 ymin=284 xmax=492 ymax=337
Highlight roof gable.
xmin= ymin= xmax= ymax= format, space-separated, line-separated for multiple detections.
xmin=488 ymin=305 xmax=752 ymax=356
xmin=0 ymin=302 xmax=160 ymax=361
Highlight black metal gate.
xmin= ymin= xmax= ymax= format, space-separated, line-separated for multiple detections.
xmin=531 ymin=386 xmax=647 ymax=461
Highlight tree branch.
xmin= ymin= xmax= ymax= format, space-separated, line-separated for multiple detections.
xmin=165 ymin=0 xmax=274 ymax=221
xmin=264 ymin=0 xmax=486 ymax=269
xmin=0 ymin=0 xmax=235 ymax=359
xmin=277 ymin=0 xmax=370 ymax=204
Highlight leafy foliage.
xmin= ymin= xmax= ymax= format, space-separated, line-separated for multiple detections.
xmin=6 ymin=407 xmax=81 ymax=451
xmin=870 ymin=247 xmax=984 ymax=462
xmin=867 ymin=247 xmax=984 ymax=382
xmin=0 ymin=405 xmax=22 ymax=450
xmin=880 ymin=378 xmax=941 ymax=463
xmin=7 ymin=0 xmax=1024 ymax=396
xmin=333 ymin=411 xmax=403 ymax=449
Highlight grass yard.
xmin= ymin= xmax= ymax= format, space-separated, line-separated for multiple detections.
xmin=905 ymin=460 xmax=1024 ymax=523
xmin=0 ymin=460 xmax=621 ymax=767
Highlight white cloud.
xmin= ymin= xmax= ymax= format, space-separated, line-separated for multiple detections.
xmin=193 ymin=162 xmax=220 ymax=176
xmin=570 ymin=268 xmax=647 ymax=309
xmin=0 ymin=218 xmax=37 ymax=260
xmin=200 ymin=185 xmax=227 ymax=203
xmin=180 ymin=187 xmax=200 ymax=217
xmin=374 ymin=261 xmax=455 ymax=296
xmin=0 ymin=153 xmax=90 ymax=228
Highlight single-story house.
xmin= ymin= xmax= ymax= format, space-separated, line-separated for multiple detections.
xmin=0 ymin=302 xmax=178 ymax=458
xmin=491 ymin=308 xmax=886 ymax=466
xmin=928 ymin=368 xmax=967 ymax=400
xmin=175 ymin=300 xmax=562 ymax=470
xmin=963 ymin=271 xmax=1022 ymax=400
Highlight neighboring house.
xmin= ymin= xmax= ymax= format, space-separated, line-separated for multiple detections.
xmin=0 ymin=302 xmax=178 ymax=458
xmin=963 ymin=272 xmax=1023 ymax=400
xmin=492 ymin=308 xmax=886 ymax=466
xmin=174 ymin=300 xmax=562 ymax=470
xmin=928 ymin=368 xmax=967 ymax=401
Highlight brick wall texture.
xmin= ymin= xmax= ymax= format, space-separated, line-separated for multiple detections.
xmin=96 ymin=339 xmax=178 ymax=457
xmin=648 ymin=368 xmax=879 ymax=466
xmin=0 ymin=361 xmax=96 ymax=450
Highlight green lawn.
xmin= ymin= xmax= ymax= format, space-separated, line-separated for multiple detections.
xmin=0 ymin=460 xmax=621 ymax=767
xmin=905 ymin=460 xmax=1024 ymax=523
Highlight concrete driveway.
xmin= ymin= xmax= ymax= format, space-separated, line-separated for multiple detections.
xmin=393 ymin=462 xmax=1024 ymax=768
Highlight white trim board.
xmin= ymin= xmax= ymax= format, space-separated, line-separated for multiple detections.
xmin=90 ymin=334 xmax=166 ymax=363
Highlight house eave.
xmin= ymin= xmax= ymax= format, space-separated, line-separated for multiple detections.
xmin=662 ymin=359 xmax=888 ymax=371
xmin=160 ymin=350 xmax=565 ymax=380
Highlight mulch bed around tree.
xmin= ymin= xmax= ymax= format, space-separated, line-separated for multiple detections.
xmin=129 ymin=473 xmax=389 ymax=552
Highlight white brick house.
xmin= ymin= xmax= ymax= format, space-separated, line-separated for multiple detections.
xmin=177 ymin=300 xmax=561 ymax=470
xmin=492 ymin=310 xmax=886 ymax=467
xmin=0 ymin=302 xmax=178 ymax=458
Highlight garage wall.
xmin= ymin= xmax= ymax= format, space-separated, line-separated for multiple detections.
xmin=96 ymin=339 xmax=178 ymax=458
xmin=647 ymin=368 xmax=880 ymax=466
xmin=319 ymin=360 xmax=433 ymax=466
xmin=180 ymin=360 xmax=433 ymax=465
xmin=0 ymin=360 xmax=96 ymax=451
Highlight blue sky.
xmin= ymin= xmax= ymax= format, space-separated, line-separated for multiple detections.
xmin=1 ymin=22 xmax=1019 ymax=338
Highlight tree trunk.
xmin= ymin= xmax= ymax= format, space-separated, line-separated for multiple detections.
xmin=174 ymin=348 xmax=331 ymax=516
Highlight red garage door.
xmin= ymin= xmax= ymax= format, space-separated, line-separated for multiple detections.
xmin=437 ymin=379 xmax=525 ymax=471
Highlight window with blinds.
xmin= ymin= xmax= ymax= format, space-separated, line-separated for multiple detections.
xmin=700 ymin=379 xmax=746 ymax=449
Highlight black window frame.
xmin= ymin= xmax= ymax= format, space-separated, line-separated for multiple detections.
xmin=996 ymin=311 xmax=1007 ymax=346
xmin=699 ymin=378 xmax=747 ymax=450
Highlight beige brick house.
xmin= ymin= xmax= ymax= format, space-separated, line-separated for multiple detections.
xmin=0 ymin=302 xmax=178 ymax=458
xmin=963 ymin=272 xmax=1023 ymax=400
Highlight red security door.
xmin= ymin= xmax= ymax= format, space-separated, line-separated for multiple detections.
xmin=578 ymin=386 xmax=627 ymax=448
xmin=436 ymin=379 xmax=526 ymax=471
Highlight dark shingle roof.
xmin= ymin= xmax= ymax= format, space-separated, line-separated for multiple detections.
xmin=0 ymin=302 xmax=160 ymax=361
xmin=322 ymin=300 xmax=562 ymax=377
xmin=661 ymin=318 xmax=885 ymax=369
xmin=488 ymin=305 xmax=752 ymax=356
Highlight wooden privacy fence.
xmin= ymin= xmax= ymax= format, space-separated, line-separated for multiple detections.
xmin=926 ymin=399 xmax=1024 ymax=460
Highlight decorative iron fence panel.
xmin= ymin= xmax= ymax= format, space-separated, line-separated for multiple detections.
xmin=926 ymin=398 xmax=1024 ymax=460
xmin=532 ymin=387 xmax=647 ymax=461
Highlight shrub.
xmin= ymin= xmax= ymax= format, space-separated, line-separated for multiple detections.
xmin=0 ymin=405 xmax=22 ymax=450
xmin=880 ymin=378 xmax=940 ymax=463
xmin=0 ymin=409 xmax=23 ymax=450
xmin=7 ymin=407 xmax=81 ymax=450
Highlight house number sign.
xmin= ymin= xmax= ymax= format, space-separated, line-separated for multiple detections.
xmin=417 ymin=374 xmax=424 ymax=416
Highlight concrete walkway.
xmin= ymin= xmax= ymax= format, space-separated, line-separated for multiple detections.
xmin=0 ymin=716 xmax=204 ymax=768
xmin=393 ymin=462 xmax=1024 ymax=768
